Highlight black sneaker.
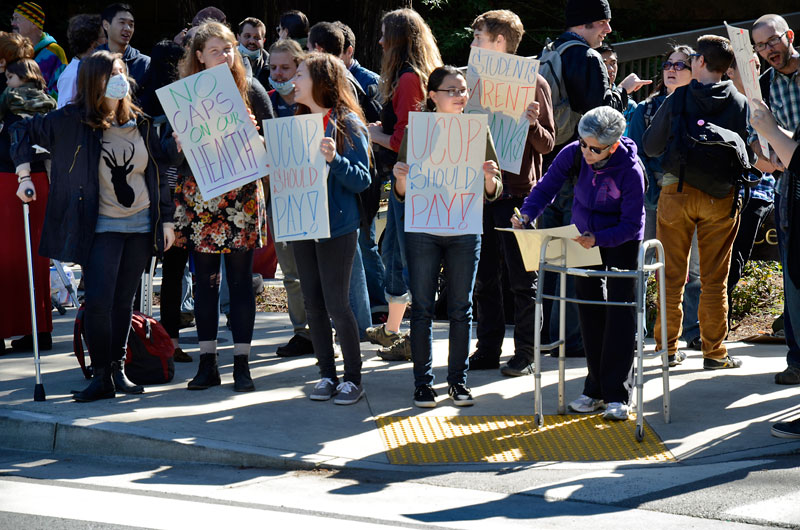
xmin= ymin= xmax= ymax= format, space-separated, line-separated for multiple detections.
xmin=413 ymin=385 xmax=437 ymax=408
xmin=686 ymin=336 xmax=702 ymax=350
xmin=668 ymin=350 xmax=686 ymax=367
xmin=703 ymin=355 xmax=742 ymax=370
xmin=771 ymin=417 xmax=800 ymax=438
xmin=11 ymin=332 xmax=52 ymax=352
xmin=276 ymin=334 xmax=314 ymax=357
xmin=468 ymin=349 xmax=500 ymax=370
xmin=500 ymin=355 xmax=534 ymax=377
xmin=448 ymin=384 xmax=474 ymax=406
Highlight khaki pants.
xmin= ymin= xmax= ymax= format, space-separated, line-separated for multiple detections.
xmin=654 ymin=183 xmax=739 ymax=360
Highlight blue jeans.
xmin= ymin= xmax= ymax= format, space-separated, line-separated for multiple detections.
xmin=775 ymin=192 xmax=800 ymax=367
xmin=406 ymin=232 xmax=480 ymax=387
xmin=349 ymin=232 xmax=372 ymax=339
xmin=381 ymin=189 xmax=410 ymax=303
xmin=359 ymin=219 xmax=387 ymax=309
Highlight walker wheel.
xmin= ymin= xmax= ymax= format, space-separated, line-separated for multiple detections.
xmin=636 ymin=424 xmax=644 ymax=442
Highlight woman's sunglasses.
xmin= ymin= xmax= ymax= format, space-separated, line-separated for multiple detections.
xmin=579 ymin=138 xmax=612 ymax=155
xmin=662 ymin=60 xmax=690 ymax=71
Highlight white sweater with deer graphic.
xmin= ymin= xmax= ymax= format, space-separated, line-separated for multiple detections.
xmin=98 ymin=123 xmax=150 ymax=218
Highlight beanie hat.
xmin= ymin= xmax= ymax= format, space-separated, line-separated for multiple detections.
xmin=14 ymin=2 xmax=44 ymax=30
xmin=565 ymin=0 xmax=611 ymax=28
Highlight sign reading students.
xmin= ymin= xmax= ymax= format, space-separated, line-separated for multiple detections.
xmin=405 ymin=112 xmax=488 ymax=235
xmin=465 ymin=47 xmax=539 ymax=174
xmin=157 ymin=63 xmax=269 ymax=200
xmin=263 ymin=114 xmax=330 ymax=241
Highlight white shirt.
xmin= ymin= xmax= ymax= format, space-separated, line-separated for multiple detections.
xmin=56 ymin=57 xmax=80 ymax=108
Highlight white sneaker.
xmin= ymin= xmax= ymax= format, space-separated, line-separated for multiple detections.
xmin=603 ymin=402 xmax=630 ymax=421
xmin=568 ymin=394 xmax=606 ymax=413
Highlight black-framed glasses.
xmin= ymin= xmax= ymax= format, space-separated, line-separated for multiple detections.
xmin=662 ymin=60 xmax=690 ymax=71
xmin=436 ymin=88 xmax=468 ymax=97
xmin=579 ymin=138 xmax=611 ymax=155
xmin=754 ymin=31 xmax=789 ymax=51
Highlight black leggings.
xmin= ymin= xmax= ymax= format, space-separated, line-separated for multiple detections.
xmin=159 ymin=245 xmax=190 ymax=339
xmin=193 ymin=250 xmax=255 ymax=344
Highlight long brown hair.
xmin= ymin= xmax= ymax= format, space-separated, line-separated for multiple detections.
xmin=179 ymin=20 xmax=250 ymax=107
xmin=73 ymin=50 xmax=141 ymax=130
xmin=379 ymin=9 xmax=442 ymax=104
xmin=295 ymin=52 xmax=366 ymax=155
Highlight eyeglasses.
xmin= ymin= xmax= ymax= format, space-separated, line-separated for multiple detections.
xmin=688 ymin=53 xmax=702 ymax=61
xmin=436 ymin=88 xmax=468 ymax=97
xmin=754 ymin=31 xmax=788 ymax=52
xmin=579 ymin=138 xmax=612 ymax=155
xmin=662 ymin=60 xmax=690 ymax=71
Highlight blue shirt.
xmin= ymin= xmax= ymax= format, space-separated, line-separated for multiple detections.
xmin=348 ymin=59 xmax=379 ymax=93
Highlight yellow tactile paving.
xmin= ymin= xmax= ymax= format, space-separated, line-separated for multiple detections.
xmin=376 ymin=415 xmax=673 ymax=464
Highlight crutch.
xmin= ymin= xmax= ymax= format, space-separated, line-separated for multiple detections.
xmin=52 ymin=259 xmax=80 ymax=308
xmin=22 ymin=189 xmax=46 ymax=402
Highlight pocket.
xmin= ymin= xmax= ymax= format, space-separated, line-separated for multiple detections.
xmin=657 ymin=185 xmax=688 ymax=227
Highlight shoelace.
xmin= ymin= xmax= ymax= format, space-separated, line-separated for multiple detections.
xmin=315 ymin=377 xmax=336 ymax=389
xmin=337 ymin=381 xmax=358 ymax=393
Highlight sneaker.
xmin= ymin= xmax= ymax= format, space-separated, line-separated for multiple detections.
xmin=468 ymin=349 xmax=500 ymax=370
xmin=310 ymin=378 xmax=338 ymax=401
xmin=365 ymin=324 xmax=403 ymax=347
xmin=378 ymin=335 xmax=411 ymax=361
xmin=703 ymin=355 xmax=742 ymax=370
xmin=500 ymin=356 xmax=534 ymax=377
xmin=179 ymin=312 xmax=195 ymax=329
xmin=603 ymin=402 xmax=630 ymax=421
xmin=775 ymin=365 xmax=800 ymax=385
xmin=276 ymin=334 xmax=314 ymax=357
xmin=568 ymin=394 xmax=606 ymax=413
xmin=413 ymin=384 xmax=437 ymax=408
xmin=448 ymin=383 xmax=474 ymax=406
xmin=668 ymin=350 xmax=686 ymax=367
xmin=173 ymin=347 xmax=193 ymax=363
xmin=771 ymin=418 xmax=800 ymax=438
xmin=686 ymin=336 xmax=702 ymax=350
xmin=333 ymin=381 xmax=364 ymax=405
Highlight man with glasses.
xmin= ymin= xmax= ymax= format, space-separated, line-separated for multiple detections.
xmin=644 ymin=35 xmax=750 ymax=370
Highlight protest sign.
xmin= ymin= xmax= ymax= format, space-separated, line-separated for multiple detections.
xmin=157 ymin=63 xmax=269 ymax=200
xmin=498 ymin=225 xmax=602 ymax=271
xmin=405 ymin=112 xmax=487 ymax=235
xmin=263 ymin=114 xmax=330 ymax=242
xmin=725 ymin=22 xmax=769 ymax=155
xmin=465 ymin=47 xmax=539 ymax=174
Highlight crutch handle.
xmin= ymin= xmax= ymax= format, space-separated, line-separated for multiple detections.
xmin=24 ymin=188 xmax=34 ymax=198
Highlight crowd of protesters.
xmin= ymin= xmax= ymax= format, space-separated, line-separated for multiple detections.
xmin=1 ymin=1 xmax=799 ymax=437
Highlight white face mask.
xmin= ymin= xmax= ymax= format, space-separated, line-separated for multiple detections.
xmin=238 ymin=43 xmax=261 ymax=59
xmin=105 ymin=73 xmax=130 ymax=100
xmin=269 ymin=77 xmax=294 ymax=96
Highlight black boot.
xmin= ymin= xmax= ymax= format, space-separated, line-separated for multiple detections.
xmin=233 ymin=356 xmax=255 ymax=392
xmin=111 ymin=360 xmax=144 ymax=394
xmin=73 ymin=367 xmax=115 ymax=402
xmin=11 ymin=332 xmax=52 ymax=352
xmin=187 ymin=353 xmax=221 ymax=390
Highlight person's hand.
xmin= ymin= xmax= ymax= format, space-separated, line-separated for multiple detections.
xmin=618 ymin=73 xmax=652 ymax=94
xmin=320 ymin=137 xmax=336 ymax=163
xmin=393 ymin=161 xmax=409 ymax=181
xmin=172 ymin=131 xmax=182 ymax=153
xmin=525 ymin=101 xmax=540 ymax=125
xmin=770 ymin=150 xmax=786 ymax=172
xmin=367 ymin=122 xmax=382 ymax=138
xmin=511 ymin=213 xmax=530 ymax=229
xmin=573 ymin=232 xmax=596 ymax=249
xmin=163 ymin=226 xmax=176 ymax=251
xmin=749 ymin=98 xmax=778 ymax=137
xmin=482 ymin=160 xmax=499 ymax=180
xmin=16 ymin=179 xmax=35 ymax=202
xmin=247 ymin=107 xmax=259 ymax=130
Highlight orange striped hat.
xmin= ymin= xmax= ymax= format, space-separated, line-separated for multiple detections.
xmin=14 ymin=2 xmax=45 ymax=31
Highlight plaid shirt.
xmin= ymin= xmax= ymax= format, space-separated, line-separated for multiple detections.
xmin=747 ymin=66 xmax=800 ymax=145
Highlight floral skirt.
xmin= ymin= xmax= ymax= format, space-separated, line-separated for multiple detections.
xmin=173 ymin=174 xmax=267 ymax=253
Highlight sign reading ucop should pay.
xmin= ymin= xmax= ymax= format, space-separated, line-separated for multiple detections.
xmin=263 ymin=114 xmax=330 ymax=242
xmin=465 ymin=47 xmax=539 ymax=174
xmin=157 ymin=63 xmax=268 ymax=200
xmin=405 ymin=112 xmax=487 ymax=235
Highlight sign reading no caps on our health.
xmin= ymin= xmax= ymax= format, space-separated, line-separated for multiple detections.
xmin=405 ymin=112 xmax=487 ymax=235
xmin=465 ymin=47 xmax=539 ymax=175
xmin=156 ymin=63 xmax=269 ymax=200
xmin=263 ymin=114 xmax=330 ymax=242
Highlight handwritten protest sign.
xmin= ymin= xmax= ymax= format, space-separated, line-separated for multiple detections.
xmin=263 ymin=114 xmax=329 ymax=242
xmin=465 ymin=47 xmax=539 ymax=174
xmin=405 ymin=112 xmax=487 ymax=235
xmin=498 ymin=225 xmax=602 ymax=271
xmin=725 ymin=22 xmax=770 ymax=155
xmin=157 ymin=63 xmax=268 ymax=200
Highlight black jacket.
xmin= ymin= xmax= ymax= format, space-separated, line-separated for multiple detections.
xmin=10 ymin=105 xmax=177 ymax=265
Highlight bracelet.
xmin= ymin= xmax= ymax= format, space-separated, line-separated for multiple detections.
xmin=17 ymin=175 xmax=31 ymax=184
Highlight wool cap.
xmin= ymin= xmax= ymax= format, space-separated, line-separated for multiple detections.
xmin=14 ymin=2 xmax=45 ymax=30
xmin=565 ymin=0 xmax=611 ymax=27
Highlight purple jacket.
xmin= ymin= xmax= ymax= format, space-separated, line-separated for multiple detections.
xmin=520 ymin=136 xmax=645 ymax=248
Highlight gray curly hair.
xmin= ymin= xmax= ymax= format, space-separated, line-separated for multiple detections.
xmin=577 ymin=106 xmax=626 ymax=146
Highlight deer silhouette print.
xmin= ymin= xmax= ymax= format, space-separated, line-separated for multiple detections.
xmin=101 ymin=140 xmax=136 ymax=207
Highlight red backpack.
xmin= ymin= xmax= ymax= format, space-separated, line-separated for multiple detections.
xmin=74 ymin=305 xmax=175 ymax=384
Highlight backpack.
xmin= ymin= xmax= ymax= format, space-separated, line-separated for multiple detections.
xmin=356 ymin=148 xmax=384 ymax=230
xmin=538 ymin=38 xmax=589 ymax=145
xmin=74 ymin=305 xmax=175 ymax=384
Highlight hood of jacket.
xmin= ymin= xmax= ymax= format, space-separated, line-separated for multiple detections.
xmin=686 ymin=79 xmax=738 ymax=115
xmin=34 ymin=32 xmax=57 ymax=53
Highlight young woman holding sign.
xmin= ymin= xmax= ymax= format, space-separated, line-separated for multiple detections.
xmin=172 ymin=21 xmax=274 ymax=393
xmin=13 ymin=51 xmax=176 ymax=401
xmin=393 ymin=66 xmax=502 ymax=407
xmin=292 ymin=52 xmax=371 ymax=405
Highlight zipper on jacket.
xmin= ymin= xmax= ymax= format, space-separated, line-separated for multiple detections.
xmin=68 ymin=145 xmax=82 ymax=173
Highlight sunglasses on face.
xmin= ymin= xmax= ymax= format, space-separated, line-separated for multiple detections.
xmin=662 ymin=60 xmax=690 ymax=71
xmin=579 ymin=138 xmax=612 ymax=155
xmin=435 ymin=88 xmax=468 ymax=97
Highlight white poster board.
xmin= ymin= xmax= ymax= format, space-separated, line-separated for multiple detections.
xmin=405 ymin=112 xmax=488 ymax=235
xmin=157 ymin=63 xmax=269 ymax=200
xmin=465 ymin=47 xmax=539 ymax=174
xmin=263 ymin=114 xmax=330 ymax=242
xmin=498 ymin=225 xmax=602 ymax=271
xmin=725 ymin=22 xmax=770 ymax=155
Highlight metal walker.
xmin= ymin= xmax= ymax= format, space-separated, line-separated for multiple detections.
xmin=532 ymin=236 xmax=670 ymax=442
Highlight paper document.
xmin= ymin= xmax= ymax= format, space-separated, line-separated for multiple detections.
xmin=498 ymin=224 xmax=602 ymax=271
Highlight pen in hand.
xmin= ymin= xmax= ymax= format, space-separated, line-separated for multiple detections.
xmin=513 ymin=207 xmax=527 ymax=227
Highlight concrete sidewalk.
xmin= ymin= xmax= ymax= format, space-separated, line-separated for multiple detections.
xmin=2 ymin=302 xmax=800 ymax=472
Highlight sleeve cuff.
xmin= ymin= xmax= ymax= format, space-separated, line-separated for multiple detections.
xmin=15 ymin=163 xmax=31 ymax=175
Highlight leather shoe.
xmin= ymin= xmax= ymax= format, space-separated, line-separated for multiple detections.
xmin=188 ymin=353 xmax=221 ymax=390
xmin=111 ymin=360 xmax=144 ymax=394
xmin=73 ymin=367 xmax=115 ymax=402
xmin=11 ymin=332 xmax=52 ymax=352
